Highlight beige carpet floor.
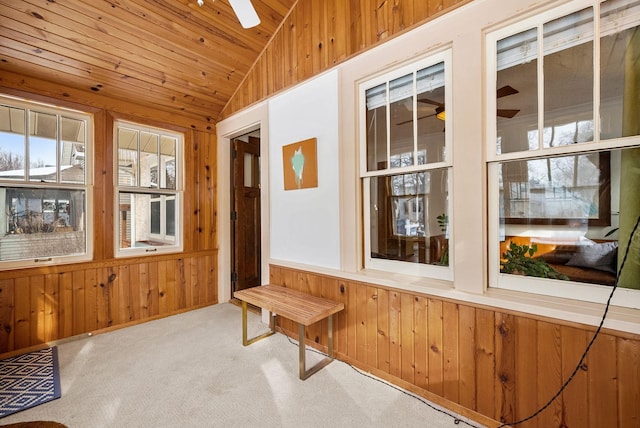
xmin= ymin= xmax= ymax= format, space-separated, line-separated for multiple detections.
xmin=0 ymin=303 xmax=485 ymax=428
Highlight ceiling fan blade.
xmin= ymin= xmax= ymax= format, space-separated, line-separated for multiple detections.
xmin=229 ymin=0 xmax=261 ymax=28
xmin=417 ymin=97 xmax=444 ymax=107
xmin=497 ymin=109 xmax=520 ymax=118
xmin=497 ymin=85 xmax=519 ymax=98
xmin=396 ymin=113 xmax=436 ymax=126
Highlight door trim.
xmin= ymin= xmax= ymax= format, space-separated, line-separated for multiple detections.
xmin=216 ymin=102 xmax=270 ymax=305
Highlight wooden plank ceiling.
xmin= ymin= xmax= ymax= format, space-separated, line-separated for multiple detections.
xmin=0 ymin=0 xmax=297 ymax=126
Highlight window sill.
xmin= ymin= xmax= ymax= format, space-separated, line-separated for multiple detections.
xmin=269 ymin=259 xmax=640 ymax=336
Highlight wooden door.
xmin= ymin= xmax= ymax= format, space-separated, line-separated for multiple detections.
xmin=232 ymin=136 xmax=261 ymax=295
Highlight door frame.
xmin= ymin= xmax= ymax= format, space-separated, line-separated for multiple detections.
xmin=216 ymin=102 xmax=270 ymax=305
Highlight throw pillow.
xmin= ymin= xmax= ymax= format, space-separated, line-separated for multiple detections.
xmin=566 ymin=241 xmax=618 ymax=274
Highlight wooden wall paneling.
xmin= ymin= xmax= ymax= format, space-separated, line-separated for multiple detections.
xmin=311 ymin=0 xmax=327 ymax=74
xmin=58 ymin=272 xmax=73 ymax=340
xmin=458 ymin=304 xmax=477 ymax=411
xmin=175 ymin=259 xmax=187 ymax=311
xmin=346 ymin=281 xmax=358 ymax=359
xmin=347 ymin=0 xmax=365 ymax=55
xmin=427 ymin=298 xmax=443 ymax=394
xmin=95 ymin=268 xmax=108 ymax=330
xmin=376 ymin=287 xmax=390 ymax=374
xmin=294 ymin=1 xmax=310 ymax=82
xmin=617 ymin=337 xmax=640 ymax=426
xmin=413 ymin=0 xmax=429 ymax=22
xmin=318 ymin=276 xmax=332 ymax=347
xmin=200 ymin=131 xmax=217 ymax=252
xmin=474 ymin=308 xmax=496 ymax=418
xmin=116 ymin=265 xmax=130 ymax=324
xmin=129 ymin=264 xmax=142 ymax=322
xmin=275 ymin=30 xmax=287 ymax=93
xmin=394 ymin=2 xmax=414 ymax=46
xmin=495 ymin=313 xmax=515 ymax=425
xmin=536 ymin=321 xmax=563 ymax=427
xmin=442 ymin=301 xmax=460 ymax=402
xmin=84 ymin=268 xmax=98 ymax=332
xmin=44 ymin=273 xmax=59 ymax=342
xmin=388 ymin=289 xmax=402 ymax=378
xmin=13 ymin=277 xmax=30 ymax=350
xmin=279 ymin=268 xmax=294 ymax=333
xmin=559 ymin=325 xmax=589 ymax=428
xmin=192 ymin=256 xmax=202 ymax=306
xmin=157 ymin=260 xmax=169 ymax=315
xmin=306 ymin=273 xmax=322 ymax=344
xmin=147 ymin=261 xmax=160 ymax=317
xmin=282 ymin=13 xmax=295 ymax=87
xmin=335 ymin=279 xmax=349 ymax=357
xmin=137 ymin=263 xmax=150 ymax=319
xmin=373 ymin=0 xmax=391 ymax=41
xmin=365 ymin=285 xmax=378 ymax=368
xmin=70 ymin=271 xmax=85 ymax=336
xmin=0 ymin=279 xmax=14 ymax=353
xmin=413 ymin=295 xmax=428 ymax=389
xmin=428 ymin=0 xmax=445 ymax=16
xmin=266 ymin=266 xmax=640 ymax=427
xmin=30 ymin=275 xmax=45 ymax=347
xmin=587 ymin=333 xmax=618 ymax=428
xmin=183 ymin=132 xmax=196 ymax=253
xmin=355 ymin=282 xmax=368 ymax=363
xmin=219 ymin=0 xmax=473 ymax=120
xmin=325 ymin=0 xmax=347 ymax=66
xmin=208 ymin=254 xmax=218 ymax=303
xmin=184 ymin=257 xmax=193 ymax=308
xmin=400 ymin=292 xmax=415 ymax=384
xmin=93 ymin=110 xmax=109 ymax=261
xmin=514 ymin=317 xmax=538 ymax=426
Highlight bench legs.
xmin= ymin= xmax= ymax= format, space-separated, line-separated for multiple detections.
xmin=299 ymin=314 xmax=334 ymax=380
xmin=241 ymin=300 xmax=275 ymax=346
xmin=241 ymin=301 xmax=336 ymax=381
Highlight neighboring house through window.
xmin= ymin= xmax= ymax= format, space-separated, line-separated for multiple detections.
xmin=486 ymin=0 xmax=640 ymax=308
xmin=360 ymin=51 xmax=453 ymax=280
xmin=0 ymin=95 xmax=92 ymax=268
xmin=115 ymin=121 xmax=182 ymax=256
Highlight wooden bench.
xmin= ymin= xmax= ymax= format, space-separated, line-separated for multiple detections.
xmin=234 ymin=284 xmax=344 ymax=380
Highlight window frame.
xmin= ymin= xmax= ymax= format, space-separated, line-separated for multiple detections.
xmin=359 ymin=50 xmax=454 ymax=280
xmin=0 ymin=95 xmax=93 ymax=269
xmin=485 ymin=0 xmax=640 ymax=309
xmin=114 ymin=120 xmax=183 ymax=258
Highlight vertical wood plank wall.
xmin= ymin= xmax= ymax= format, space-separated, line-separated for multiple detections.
xmin=0 ymin=83 xmax=218 ymax=355
xmin=220 ymin=0 xmax=471 ymax=120
xmin=270 ymin=265 xmax=640 ymax=428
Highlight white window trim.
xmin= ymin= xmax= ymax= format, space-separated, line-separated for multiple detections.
xmin=0 ymin=95 xmax=93 ymax=269
xmin=114 ymin=120 xmax=183 ymax=257
xmin=359 ymin=50 xmax=454 ymax=280
xmin=486 ymin=0 xmax=640 ymax=309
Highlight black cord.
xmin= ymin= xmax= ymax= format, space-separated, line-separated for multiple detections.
xmin=498 ymin=214 xmax=640 ymax=427
xmin=284 ymin=334 xmax=482 ymax=428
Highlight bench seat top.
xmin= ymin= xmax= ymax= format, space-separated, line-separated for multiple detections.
xmin=234 ymin=284 xmax=344 ymax=326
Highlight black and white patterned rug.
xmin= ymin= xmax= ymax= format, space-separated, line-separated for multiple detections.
xmin=0 ymin=347 xmax=61 ymax=418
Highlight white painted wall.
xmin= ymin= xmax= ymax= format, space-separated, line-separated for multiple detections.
xmin=267 ymin=70 xmax=341 ymax=269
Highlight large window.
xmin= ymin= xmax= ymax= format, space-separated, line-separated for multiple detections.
xmin=115 ymin=121 xmax=182 ymax=256
xmin=487 ymin=0 xmax=640 ymax=308
xmin=360 ymin=51 xmax=452 ymax=279
xmin=0 ymin=96 xmax=92 ymax=268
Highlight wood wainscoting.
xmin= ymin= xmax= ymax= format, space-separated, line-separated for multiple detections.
xmin=0 ymin=251 xmax=217 ymax=354
xmin=269 ymin=264 xmax=640 ymax=428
